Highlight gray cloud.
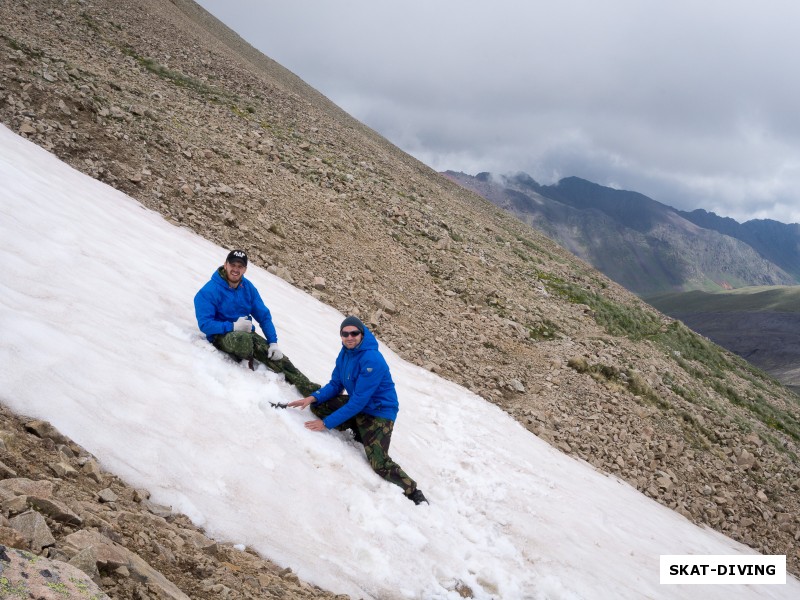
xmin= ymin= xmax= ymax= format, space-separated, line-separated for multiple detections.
xmin=198 ymin=0 xmax=800 ymax=224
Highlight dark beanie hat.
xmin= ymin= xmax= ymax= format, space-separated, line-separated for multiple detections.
xmin=340 ymin=315 xmax=365 ymax=334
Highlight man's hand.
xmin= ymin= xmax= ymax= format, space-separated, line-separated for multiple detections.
xmin=304 ymin=419 xmax=326 ymax=431
xmin=287 ymin=396 xmax=315 ymax=410
xmin=267 ymin=343 xmax=283 ymax=361
xmin=233 ymin=316 xmax=252 ymax=332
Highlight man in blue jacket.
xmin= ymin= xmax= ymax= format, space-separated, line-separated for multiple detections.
xmin=194 ymin=249 xmax=318 ymax=397
xmin=288 ymin=316 xmax=427 ymax=505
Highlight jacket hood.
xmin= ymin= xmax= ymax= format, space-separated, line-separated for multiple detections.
xmin=212 ymin=266 xmax=246 ymax=289
xmin=345 ymin=324 xmax=379 ymax=353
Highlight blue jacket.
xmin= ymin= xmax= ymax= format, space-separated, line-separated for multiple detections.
xmin=194 ymin=267 xmax=278 ymax=343
xmin=311 ymin=326 xmax=399 ymax=429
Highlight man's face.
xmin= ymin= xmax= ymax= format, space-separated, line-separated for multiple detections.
xmin=340 ymin=327 xmax=363 ymax=349
xmin=224 ymin=260 xmax=247 ymax=284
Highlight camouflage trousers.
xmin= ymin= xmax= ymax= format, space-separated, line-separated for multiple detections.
xmin=213 ymin=331 xmax=320 ymax=398
xmin=311 ymin=396 xmax=418 ymax=496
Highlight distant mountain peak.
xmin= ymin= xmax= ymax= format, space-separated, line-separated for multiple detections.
xmin=446 ymin=170 xmax=800 ymax=294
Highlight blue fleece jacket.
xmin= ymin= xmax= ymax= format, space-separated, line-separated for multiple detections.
xmin=193 ymin=267 xmax=278 ymax=343
xmin=311 ymin=326 xmax=399 ymax=429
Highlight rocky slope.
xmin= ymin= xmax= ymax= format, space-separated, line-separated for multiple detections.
xmin=0 ymin=406 xmax=346 ymax=600
xmin=1 ymin=0 xmax=799 ymax=596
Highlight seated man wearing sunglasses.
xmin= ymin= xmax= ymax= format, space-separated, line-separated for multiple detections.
xmin=288 ymin=316 xmax=428 ymax=505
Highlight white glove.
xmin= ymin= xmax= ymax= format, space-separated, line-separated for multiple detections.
xmin=233 ymin=316 xmax=252 ymax=332
xmin=267 ymin=343 xmax=284 ymax=361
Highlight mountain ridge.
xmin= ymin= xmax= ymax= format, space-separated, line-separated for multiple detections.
xmin=678 ymin=208 xmax=800 ymax=280
xmin=443 ymin=170 xmax=799 ymax=296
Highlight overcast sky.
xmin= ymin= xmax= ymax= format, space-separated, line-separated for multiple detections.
xmin=196 ymin=0 xmax=800 ymax=225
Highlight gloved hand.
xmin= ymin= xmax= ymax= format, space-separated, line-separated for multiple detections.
xmin=233 ymin=316 xmax=252 ymax=332
xmin=267 ymin=343 xmax=284 ymax=361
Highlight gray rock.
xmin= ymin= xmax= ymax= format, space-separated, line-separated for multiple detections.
xmin=0 ymin=477 xmax=54 ymax=498
xmin=0 ymin=459 xmax=17 ymax=477
xmin=64 ymin=530 xmax=191 ymax=600
xmin=0 ymin=545 xmax=110 ymax=599
xmin=97 ymin=488 xmax=118 ymax=503
xmin=27 ymin=496 xmax=83 ymax=526
xmin=49 ymin=460 xmax=78 ymax=478
xmin=9 ymin=510 xmax=56 ymax=553
xmin=68 ymin=545 xmax=99 ymax=578
xmin=82 ymin=458 xmax=104 ymax=483
xmin=24 ymin=419 xmax=70 ymax=445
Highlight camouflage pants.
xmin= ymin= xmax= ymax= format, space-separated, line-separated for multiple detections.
xmin=311 ymin=396 xmax=417 ymax=495
xmin=213 ymin=331 xmax=320 ymax=397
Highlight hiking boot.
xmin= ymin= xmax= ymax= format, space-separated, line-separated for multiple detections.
xmin=406 ymin=489 xmax=428 ymax=505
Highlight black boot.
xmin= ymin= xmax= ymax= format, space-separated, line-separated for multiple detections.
xmin=406 ymin=489 xmax=428 ymax=505
xmin=351 ymin=428 xmax=363 ymax=444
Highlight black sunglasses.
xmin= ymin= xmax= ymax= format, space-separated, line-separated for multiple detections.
xmin=340 ymin=330 xmax=362 ymax=338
